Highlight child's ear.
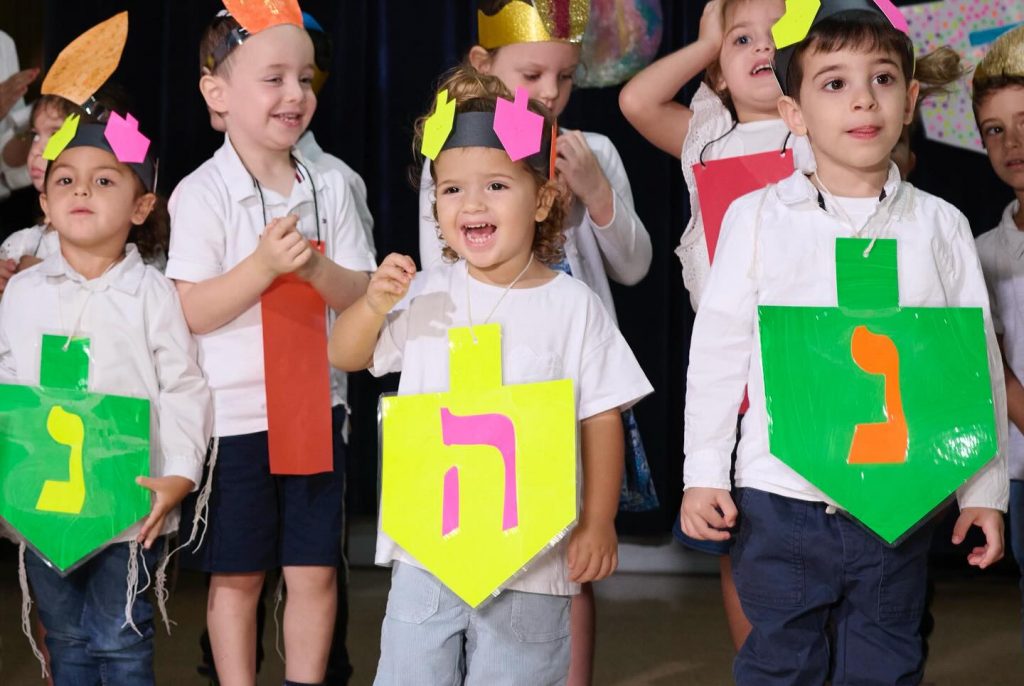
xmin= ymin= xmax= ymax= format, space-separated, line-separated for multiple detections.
xmin=200 ymin=73 xmax=228 ymax=116
xmin=904 ymin=79 xmax=921 ymax=126
xmin=131 ymin=192 xmax=157 ymax=226
xmin=535 ymin=181 xmax=559 ymax=222
xmin=38 ymin=193 xmax=50 ymax=225
xmin=777 ymin=95 xmax=808 ymax=137
xmin=468 ymin=46 xmax=492 ymax=74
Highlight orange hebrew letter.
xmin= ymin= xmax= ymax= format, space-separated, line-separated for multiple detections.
xmin=848 ymin=325 xmax=908 ymax=464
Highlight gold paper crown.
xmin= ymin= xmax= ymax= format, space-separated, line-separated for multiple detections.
xmin=974 ymin=25 xmax=1024 ymax=87
xmin=477 ymin=0 xmax=590 ymax=50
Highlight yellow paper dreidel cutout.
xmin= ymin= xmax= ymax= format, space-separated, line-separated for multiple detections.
xmin=773 ymin=0 xmax=821 ymax=49
xmin=421 ymin=89 xmax=456 ymax=161
xmin=380 ymin=323 xmax=577 ymax=607
xmin=41 ymin=12 xmax=128 ymax=106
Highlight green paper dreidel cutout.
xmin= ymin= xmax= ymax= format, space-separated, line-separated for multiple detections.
xmin=0 ymin=335 xmax=151 ymax=574
xmin=758 ymin=238 xmax=997 ymax=544
xmin=380 ymin=323 xmax=577 ymax=607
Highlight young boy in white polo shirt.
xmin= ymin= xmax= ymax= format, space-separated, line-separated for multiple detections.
xmin=680 ymin=2 xmax=1008 ymax=683
xmin=166 ymin=9 xmax=375 ymax=686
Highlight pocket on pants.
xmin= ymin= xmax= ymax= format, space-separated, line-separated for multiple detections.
xmin=385 ymin=564 xmax=441 ymax=624
xmin=732 ymin=488 xmax=806 ymax=609
xmin=510 ymin=591 xmax=571 ymax=643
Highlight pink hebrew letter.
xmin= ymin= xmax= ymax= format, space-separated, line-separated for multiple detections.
xmin=439 ymin=407 xmax=518 ymax=537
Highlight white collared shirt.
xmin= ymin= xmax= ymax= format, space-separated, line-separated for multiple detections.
xmin=684 ymin=165 xmax=1009 ymax=511
xmin=417 ymin=131 xmax=652 ymax=325
xmin=166 ymin=135 xmax=378 ymax=437
xmin=370 ymin=262 xmax=654 ymax=596
xmin=0 ymin=224 xmax=59 ymax=263
xmin=0 ymin=245 xmax=212 ymax=542
xmin=976 ymin=200 xmax=1024 ymax=480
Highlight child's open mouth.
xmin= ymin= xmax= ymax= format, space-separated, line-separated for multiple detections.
xmin=751 ymin=62 xmax=773 ymax=77
xmin=462 ymin=223 xmax=497 ymax=246
xmin=273 ymin=113 xmax=303 ymax=127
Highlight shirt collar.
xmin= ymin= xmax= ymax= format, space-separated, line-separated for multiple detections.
xmin=215 ymin=133 xmax=324 ymax=206
xmin=774 ymin=162 xmax=908 ymax=220
xmin=997 ymin=200 xmax=1024 ymax=256
xmin=37 ymin=244 xmax=146 ymax=294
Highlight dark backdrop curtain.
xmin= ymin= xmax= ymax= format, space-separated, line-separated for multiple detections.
xmin=28 ymin=0 xmax=1014 ymax=535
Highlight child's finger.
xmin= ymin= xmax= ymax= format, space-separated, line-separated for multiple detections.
xmin=950 ymin=513 xmax=973 ymax=545
xmin=717 ymin=494 xmax=738 ymax=527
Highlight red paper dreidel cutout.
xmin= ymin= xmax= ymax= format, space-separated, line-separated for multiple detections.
xmin=692 ymin=149 xmax=794 ymax=262
xmin=261 ymin=240 xmax=333 ymax=475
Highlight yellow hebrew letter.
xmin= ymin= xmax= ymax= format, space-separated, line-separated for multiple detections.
xmin=36 ymin=405 xmax=86 ymax=514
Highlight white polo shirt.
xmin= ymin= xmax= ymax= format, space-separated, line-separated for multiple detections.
xmin=167 ymin=135 xmax=377 ymax=437
xmin=684 ymin=165 xmax=1009 ymax=511
xmin=976 ymin=200 xmax=1024 ymax=480
xmin=0 ymin=245 xmax=211 ymax=541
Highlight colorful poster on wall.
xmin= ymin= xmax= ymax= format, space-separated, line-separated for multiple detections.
xmin=380 ymin=324 xmax=577 ymax=607
xmin=759 ymin=238 xmax=998 ymax=543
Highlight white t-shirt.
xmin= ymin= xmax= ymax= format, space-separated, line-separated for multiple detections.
xmin=0 ymin=224 xmax=59 ymax=262
xmin=166 ymin=135 xmax=377 ymax=437
xmin=976 ymin=200 xmax=1024 ymax=480
xmin=0 ymin=245 xmax=211 ymax=542
xmin=371 ymin=261 xmax=653 ymax=596
xmin=684 ymin=165 xmax=1008 ymax=512
xmin=417 ymin=131 xmax=651 ymax=325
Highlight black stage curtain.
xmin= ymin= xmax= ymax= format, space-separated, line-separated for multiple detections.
xmin=22 ymin=1 xmax=1014 ymax=535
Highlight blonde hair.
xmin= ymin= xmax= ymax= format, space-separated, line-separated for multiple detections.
xmin=412 ymin=66 xmax=568 ymax=265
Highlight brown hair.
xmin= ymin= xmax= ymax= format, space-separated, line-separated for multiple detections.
xmin=972 ymin=75 xmax=1024 ymax=118
xmin=702 ymin=0 xmax=760 ymax=116
xmin=786 ymin=11 xmax=915 ymax=100
xmin=199 ymin=13 xmax=244 ymax=75
xmin=412 ymin=66 xmax=568 ymax=265
xmin=30 ymin=82 xmax=133 ymax=128
xmin=129 ymin=193 xmax=170 ymax=264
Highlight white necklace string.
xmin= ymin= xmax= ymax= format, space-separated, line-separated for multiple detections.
xmin=465 ymin=253 xmax=535 ymax=343
xmin=812 ymin=171 xmax=895 ymax=258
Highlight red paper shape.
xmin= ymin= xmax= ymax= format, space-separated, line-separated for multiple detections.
xmin=261 ymin=241 xmax=333 ymax=475
xmin=693 ymin=149 xmax=794 ymax=414
xmin=692 ymin=149 xmax=794 ymax=262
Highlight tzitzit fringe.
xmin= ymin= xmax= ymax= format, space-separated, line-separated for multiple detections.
xmin=17 ymin=543 xmax=48 ymax=678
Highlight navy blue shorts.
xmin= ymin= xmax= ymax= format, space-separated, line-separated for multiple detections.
xmin=179 ymin=407 xmax=346 ymax=572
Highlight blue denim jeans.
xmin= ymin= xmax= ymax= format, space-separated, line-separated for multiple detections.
xmin=731 ymin=488 xmax=932 ymax=685
xmin=26 ymin=540 xmax=162 ymax=686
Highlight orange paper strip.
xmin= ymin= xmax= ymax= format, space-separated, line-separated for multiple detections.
xmin=222 ymin=0 xmax=303 ymax=34
xmin=261 ymin=241 xmax=333 ymax=475
xmin=41 ymin=12 xmax=128 ymax=106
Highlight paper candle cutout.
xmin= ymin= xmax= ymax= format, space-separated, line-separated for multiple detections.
xmin=104 ymin=113 xmax=150 ymax=164
xmin=380 ymin=323 xmax=576 ymax=607
xmin=41 ymin=12 xmax=128 ymax=106
xmin=0 ymin=336 xmax=151 ymax=574
xmin=260 ymin=241 xmax=333 ymax=475
xmin=222 ymin=0 xmax=303 ymax=34
xmin=773 ymin=0 xmax=821 ymax=49
xmin=905 ymin=1 xmax=1024 ymax=153
xmin=493 ymin=87 xmax=545 ymax=162
xmin=759 ymin=238 xmax=997 ymax=544
xmin=42 ymin=114 xmax=80 ymax=162
xmin=422 ymin=90 xmax=456 ymax=161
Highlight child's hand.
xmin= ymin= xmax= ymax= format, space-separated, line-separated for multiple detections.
xmin=16 ymin=255 xmax=42 ymax=272
xmin=680 ymin=487 xmax=736 ymax=541
xmin=253 ymin=215 xmax=312 ymax=278
xmin=567 ymin=516 xmax=618 ymax=583
xmin=555 ymin=130 xmax=612 ymax=210
xmin=136 ymin=475 xmax=195 ymax=550
xmin=0 ymin=258 xmax=15 ymax=293
xmin=952 ymin=506 xmax=1005 ymax=569
xmin=366 ymin=253 xmax=416 ymax=316
xmin=697 ymin=0 xmax=724 ymax=52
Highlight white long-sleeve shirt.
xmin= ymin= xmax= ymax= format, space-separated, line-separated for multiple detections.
xmin=417 ymin=131 xmax=651 ymax=325
xmin=684 ymin=165 xmax=1009 ymax=512
xmin=0 ymin=31 xmax=31 ymax=200
xmin=0 ymin=245 xmax=212 ymax=542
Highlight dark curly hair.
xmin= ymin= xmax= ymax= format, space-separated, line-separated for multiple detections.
xmin=412 ymin=66 xmax=568 ymax=266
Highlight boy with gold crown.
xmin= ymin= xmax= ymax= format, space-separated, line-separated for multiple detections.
xmin=973 ymin=24 xmax=1024 ymax=649
xmin=167 ymin=2 xmax=375 ymax=685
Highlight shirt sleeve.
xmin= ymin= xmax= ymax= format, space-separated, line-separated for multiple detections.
xmin=0 ymin=227 xmax=42 ymax=261
xmin=944 ymin=214 xmax=1009 ymax=511
xmin=343 ymin=166 xmax=375 ymax=250
xmin=146 ymin=277 xmax=212 ymax=489
xmin=584 ymin=135 xmax=652 ymax=287
xmin=326 ymin=172 xmax=377 ymax=273
xmin=682 ymin=193 xmax=761 ymax=491
xmin=974 ymin=233 xmax=1003 ymax=335
xmin=0 ymin=293 xmax=15 ymax=382
xmin=418 ymin=160 xmax=445 ymax=270
xmin=577 ymin=291 xmax=653 ymax=420
xmin=165 ymin=179 xmax=229 ymax=284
